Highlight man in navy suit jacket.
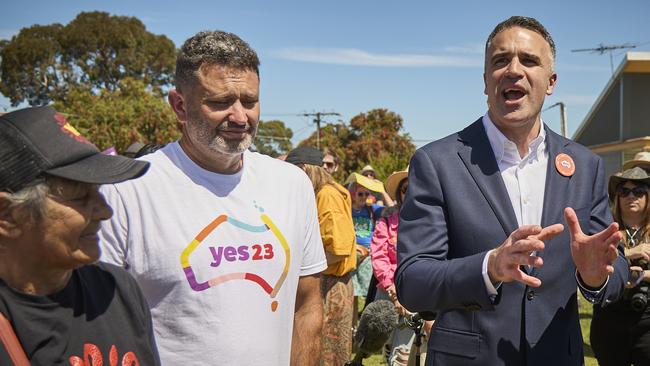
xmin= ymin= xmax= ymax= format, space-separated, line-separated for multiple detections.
xmin=395 ymin=16 xmax=628 ymax=366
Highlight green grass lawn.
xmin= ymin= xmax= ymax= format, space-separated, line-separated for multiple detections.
xmin=356 ymin=294 xmax=599 ymax=366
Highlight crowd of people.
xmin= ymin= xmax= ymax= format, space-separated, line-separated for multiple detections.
xmin=0 ymin=15 xmax=649 ymax=366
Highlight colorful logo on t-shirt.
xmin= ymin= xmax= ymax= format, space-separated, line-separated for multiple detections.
xmin=69 ymin=344 xmax=139 ymax=366
xmin=179 ymin=205 xmax=290 ymax=312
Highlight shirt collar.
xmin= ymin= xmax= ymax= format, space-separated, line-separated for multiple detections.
xmin=482 ymin=113 xmax=546 ymax=164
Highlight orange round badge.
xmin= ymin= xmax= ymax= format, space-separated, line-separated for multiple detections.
xmin=555 ymin=153 xmax=575 ymax=177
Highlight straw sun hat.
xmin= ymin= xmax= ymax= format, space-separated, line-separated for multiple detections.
xmin=623 ymin=151 xmax=650 ymax=171
xmin=385 ymin=167 xmax=409 ymax=201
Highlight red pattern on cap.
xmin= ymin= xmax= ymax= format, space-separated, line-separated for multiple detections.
xmin=53 ymin=112 xmax=93 ymax=145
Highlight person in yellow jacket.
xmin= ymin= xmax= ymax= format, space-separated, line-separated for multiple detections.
xmin=286 ymin=146 xmax=357 ymax=366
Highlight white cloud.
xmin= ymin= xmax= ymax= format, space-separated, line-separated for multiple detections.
xmin=444 ymin=43 xmax=484 ymax=54
xmin=273 ymin=47 xmax=482 ymax=67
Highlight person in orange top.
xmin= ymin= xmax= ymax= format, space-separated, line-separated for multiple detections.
xmin=286 ymin=146 xmax=356 ymax=366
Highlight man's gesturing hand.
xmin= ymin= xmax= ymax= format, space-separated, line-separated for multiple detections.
xmin=565 ymin=207 xmax=622 ymax=289
xmin=488 ymin=224 xmax=565 ymax=287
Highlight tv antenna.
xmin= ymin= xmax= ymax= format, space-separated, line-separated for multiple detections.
xmin=571 ymin=43 xmax=637 ymax=74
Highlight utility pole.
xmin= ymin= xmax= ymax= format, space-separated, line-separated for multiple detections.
xmin=301 ymin=112 xmax=341 ymax=149
xmin=571 ymin=43 xmax=637 ymax=74
xmin=544 ymin=102 xmax=568 ymax=137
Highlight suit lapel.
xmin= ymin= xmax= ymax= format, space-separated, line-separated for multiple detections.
xmin=530 ymin=126 xmax=571 ymax=276
xmin=540 ymin=127 xmax=571 ymax=228
xmin=457 ymin=119 xmax=519 ymax=238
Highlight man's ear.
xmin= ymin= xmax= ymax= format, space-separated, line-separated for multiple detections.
xmin=546 ymin=72 xmax=558 ymax=95
xmin=483 ymin=72 xmax=488 ymax=95
xmin=0 ymin=193 xmax=22 ymax=239
xmin=168 ymin=89 xmax=188 ymax=123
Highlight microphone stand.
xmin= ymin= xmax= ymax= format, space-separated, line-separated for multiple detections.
xmin=405 ymin=313 xmax=425 ymax=366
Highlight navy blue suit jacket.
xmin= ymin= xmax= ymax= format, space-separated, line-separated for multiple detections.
xmin=395 ymin=118 xmax=628 ymax=366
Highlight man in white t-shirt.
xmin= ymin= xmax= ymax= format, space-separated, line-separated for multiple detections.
xmin=98 ymin=30 xmax=327 ymax=366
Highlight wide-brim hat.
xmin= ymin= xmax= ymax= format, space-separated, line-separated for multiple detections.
xmin=344 ymin=172 xmax=385 ymax=193
xmin=623 ymin=151 xmax=650 ymax=171
xmin=608 ymin=167 xmax=650 ymax=199
xmin=360 ymin=165 xmax=375 ymax=175
xmin=385 ymin=167 xmax=409 ymax=200
xmin=0 ymin=106 xmax=149 ymax=192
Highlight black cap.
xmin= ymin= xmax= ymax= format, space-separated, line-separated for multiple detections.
xmin=0 ymin=106 xmax=149 ymax=192
xmin=285 ymin=146 xmax=324 ymax=166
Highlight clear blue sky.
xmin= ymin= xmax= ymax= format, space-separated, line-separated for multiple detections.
xmin=1 ymin=0 xmax=649 ymax=147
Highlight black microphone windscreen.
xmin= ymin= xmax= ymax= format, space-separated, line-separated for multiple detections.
xmin=354 ymin=300 xmax=399 ymax=356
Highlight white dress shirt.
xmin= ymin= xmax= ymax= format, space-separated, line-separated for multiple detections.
xmin=480 ymin=113 xmax=548 ymax=295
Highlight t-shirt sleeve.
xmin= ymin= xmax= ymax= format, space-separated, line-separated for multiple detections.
xmin=299 ymin=179 xmax=327 ymax=277
xmin=98 ymin=184 xmax=130 ymax=268
xmin=102 ymin=263 xmax=161 ymax=365
xmin=128 ymin=270 xmax=162 ymax=365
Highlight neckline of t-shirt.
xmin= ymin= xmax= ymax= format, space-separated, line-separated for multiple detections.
xmin=0 ymin=269 xmax=78 ymax=306
xmin=170 ymin=141 xmax=248 ymax=182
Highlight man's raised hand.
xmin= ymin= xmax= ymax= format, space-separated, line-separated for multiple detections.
xmin=488 ymin=223 xmax=565 ymax=287
xmin=565 ymin=207 xmax=622 ymax=289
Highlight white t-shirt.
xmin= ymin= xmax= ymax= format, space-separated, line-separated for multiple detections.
xmin=99 ymin=142 xmax=327 ymax=366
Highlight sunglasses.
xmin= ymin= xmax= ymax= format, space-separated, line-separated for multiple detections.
xmin=323 ymin=161 xmax=335 ymax=168
xmin=357 ymin=191 xmax=370 ymax=197
xmin=617 ymin=186 xmax=647 ymax=198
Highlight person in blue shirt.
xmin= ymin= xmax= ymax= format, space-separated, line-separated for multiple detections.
xmin=349 ymin=182 xmax=385 ymax=321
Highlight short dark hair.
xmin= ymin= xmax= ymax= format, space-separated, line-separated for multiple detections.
xmin=322 ymin=147 xmax=340 ymax=165
xmin=175 ymin=30 xmax=260 ymax=92
xmin=485 ymin=16 xmax=556 ymax=62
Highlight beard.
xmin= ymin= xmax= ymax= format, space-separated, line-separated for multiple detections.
xmin=187 ymin=116 xmax=257 ymax=156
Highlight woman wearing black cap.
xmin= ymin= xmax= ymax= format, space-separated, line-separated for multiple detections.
xmin=0 ymin=107 xmax=159 ymax=365
xmin=286 ymin=146 xmax=357 ymax=365
xmin=591 ymin=167 xmax=650 ymax=366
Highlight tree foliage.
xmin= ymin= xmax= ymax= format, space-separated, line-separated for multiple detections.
xmin=53 ymin=78 xmax=180 ymax=153
xmin=300 ymin=108 xmax=415 ymax=181
xmin=252 ymin=119 xmax=294 ymax=157
xmin=0 ymin=11 xmax=175 ymax=106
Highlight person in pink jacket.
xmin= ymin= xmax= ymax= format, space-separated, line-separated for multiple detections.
xmin=371 ymin=168 xmax=430 ymax=366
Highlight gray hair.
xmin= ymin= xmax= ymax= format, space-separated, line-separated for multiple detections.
xmin=3 ymin=177 xmax=90 ymax=224
xmin=175 ymin=30 xmax=260 ymax=92
xmin=485 ymin=16 xmax=556 ymax=65
xmin=5 ymin=181 xmax=50 ymax=223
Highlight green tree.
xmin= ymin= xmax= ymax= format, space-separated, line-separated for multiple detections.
xmin=252 ymin=119 xmax=294 ymax=157
xmin=300 ymin=108 xmax=415 ymax=181
xmin=53 ymin=77 xmax=180 ymax=153
xmin=0 ymin=11 xmax=175 ymax=106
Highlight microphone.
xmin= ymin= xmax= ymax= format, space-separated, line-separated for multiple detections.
xmin=407 ymin=311 xmax=437 ymax=323
xmin=345 ymin=300 xmax=399 ymax=365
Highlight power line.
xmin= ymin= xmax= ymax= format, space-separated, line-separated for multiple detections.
xmin=300 ymin=112 xmax=341 ymax=149
xmin=256 ymin=134 xmax=291 ymax=141
xmin=260 ymin=113 xmax=304 ymax=118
